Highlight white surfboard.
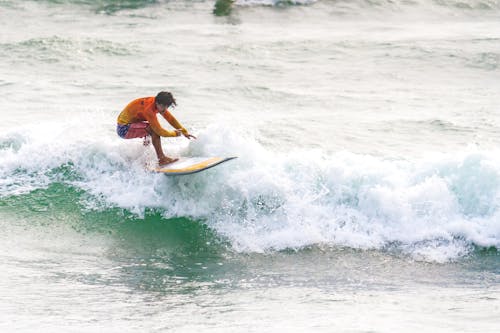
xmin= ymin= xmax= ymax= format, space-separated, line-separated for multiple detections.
xmin=150 ymin=156 xmax=237 ymax=175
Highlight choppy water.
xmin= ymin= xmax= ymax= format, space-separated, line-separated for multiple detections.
xmin=1 ymin=0 xmax=500 ymax=331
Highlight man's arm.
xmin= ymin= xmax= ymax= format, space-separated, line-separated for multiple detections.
xmin=146 ymin=112 xmax=178 ymax=137
xmin=162 ymin=111 xmax=187 ymax=134
xmin=162 ymin=111 xmax=196 ymax=139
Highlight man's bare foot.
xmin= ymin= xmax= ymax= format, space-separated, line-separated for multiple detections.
xmin=158 ymin=156 xmax=179 ymax=166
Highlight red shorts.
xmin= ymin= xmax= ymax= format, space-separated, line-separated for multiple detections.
xmin=117 ymin=122 xmax=149 ymax=139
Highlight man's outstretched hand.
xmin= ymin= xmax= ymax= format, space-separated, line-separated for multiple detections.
xmin=175 ymin=129 xmax=196 ymax=140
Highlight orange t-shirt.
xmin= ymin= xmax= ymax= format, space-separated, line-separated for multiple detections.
xmin=117 ymin=97 xmax=187 ymax=137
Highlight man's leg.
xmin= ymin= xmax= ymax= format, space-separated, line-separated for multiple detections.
xmin=146 ymin=127 xmax=178 ymax=165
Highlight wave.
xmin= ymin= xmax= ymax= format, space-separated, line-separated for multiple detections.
xmin=33 ymin=0 xmax=159 ymax=14
xmin=5 ymin=0 xmax=500 ymax=15
xmin=0 ymin=36 xmax=133 ymax=68
xmin=236 ymin=0 xmax=500 ymax=11
xmin=235 ymin=0 xmax=315 ymax=6
xmin=0 ymin=182 xmax=226 ymax=257
xmin=220 ymin=0 xmax=500 ymax=14
xmin=1 ymin=121 xmax=500 ymax=262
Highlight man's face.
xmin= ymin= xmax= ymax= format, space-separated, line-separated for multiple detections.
xmin=156 ymin=103 xmax=167 ymax=114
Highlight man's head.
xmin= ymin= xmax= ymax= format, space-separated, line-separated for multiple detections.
xmin=155 ymin=91 xmax=176 ymax=113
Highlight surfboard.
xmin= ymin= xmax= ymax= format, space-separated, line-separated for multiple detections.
xmin=150 ymin=156 xmax=237 ymax=175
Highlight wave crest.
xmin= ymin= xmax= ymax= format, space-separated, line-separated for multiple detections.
xmin=2 ymin=124 xmax=500 ymax=262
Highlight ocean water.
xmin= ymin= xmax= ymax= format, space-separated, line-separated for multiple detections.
xmin=1 ymin=0 xmax=500 ymax=331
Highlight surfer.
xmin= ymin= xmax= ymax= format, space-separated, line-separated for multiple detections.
xmin=116 ymin=91 xmax=196 ymax=165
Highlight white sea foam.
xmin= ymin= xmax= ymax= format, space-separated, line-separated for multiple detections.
xmin=2 ymin=122 xmax=500 ymax=262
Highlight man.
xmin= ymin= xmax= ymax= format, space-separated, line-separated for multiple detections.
xmin=116 ymin=91 xmax=196 ymax=165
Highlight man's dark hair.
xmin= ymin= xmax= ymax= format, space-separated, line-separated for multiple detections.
xmin=155 ymin=91 xmax=176 ymax=107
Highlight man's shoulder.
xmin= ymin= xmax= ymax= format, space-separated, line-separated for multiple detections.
xmin=131 ymin=96 xmax=154 ymax=106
